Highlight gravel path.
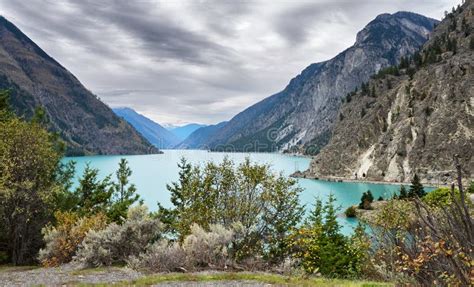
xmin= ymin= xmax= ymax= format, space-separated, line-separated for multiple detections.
xmin=0 ymin=266 xmax=272 ymax=286
xmin=0 ymin=265 xmax=142 ymax=286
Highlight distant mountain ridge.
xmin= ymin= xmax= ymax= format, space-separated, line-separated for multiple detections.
xmin=199 ymin=11 xmax=438 ymax=153
xmin=113 ymin=107 xmax=181 ymax=149
xmin=170 ymin=123 xmax=207 ymax=140
xmin=0 ymin=16 xmax=158 ymax=155
xmin=176 ymin=121 xmax=228 ymax=149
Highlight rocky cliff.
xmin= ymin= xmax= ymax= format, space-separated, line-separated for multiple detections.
xmin=0 ymin=16 xmax=158 ymax=156
xmin=307 ymin=1 xmax=474 ymax=184
xmin=204 ymin=12 xmax=438 ymax=153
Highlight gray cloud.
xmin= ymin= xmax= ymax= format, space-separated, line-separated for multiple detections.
xmin=0 ymin=0 xmax=460 ymax=125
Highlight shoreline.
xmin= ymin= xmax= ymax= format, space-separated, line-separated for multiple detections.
xmin=291 ymin=172 xmax=442 ymax=188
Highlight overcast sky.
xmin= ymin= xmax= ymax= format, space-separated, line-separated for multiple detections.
xmin=0 ymin=0 xmax=460 ymax=126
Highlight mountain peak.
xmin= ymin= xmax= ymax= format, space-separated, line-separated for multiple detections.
xmin=200 ymin=11 xmax=439 ymax=153
xmin=0 ymin=19 xmax=158 ymax=155
xmin=355 ymin=11 xmax=438 ymax=45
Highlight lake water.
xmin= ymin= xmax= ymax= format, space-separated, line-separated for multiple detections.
xmin=64 ymin=150 xmax=423 ymax=234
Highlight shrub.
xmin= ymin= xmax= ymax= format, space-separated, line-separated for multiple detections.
xmin=158 ymin=157 xmax=304 ymax=264
xmin=127 ymin=223 xmax=237 ymax=272
xmin=422 ymin=187 xmax=461 ymax=208
xmin=468 ymin=181 xmax=474 ymax=193
xmin=75 ymin=205 xmax=162 ymax=267
xmin=371 ymin=159 xmax=473 ymax=286
xmin=182 ymin=223 xmax=235 ymax=270
xmin=127 ymin=239 xmax=186 ymax=272
xmin=358 ymin=190 xmax=374 ymax=209
xmin=39 ymin=211 xmax=107 ymax=266
xmin=345 ymin=206 xmax=356 ymax=218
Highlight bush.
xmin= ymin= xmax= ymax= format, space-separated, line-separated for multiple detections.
xmin=371 ymin=160 xmax=473 ymax=286
xmin=358 ymin=191 xmax=374 ymax=210
xmin=127 ymin=239 xmax=186 ymax=272
xmin=182 ymin=224 xmax=235 ymax=269
xmin=345 ymin=206 xmax=357 ymax=218
xmin=468 ymin=181 xmax=474 ymax=193
xmin=422 ymin=187 xmax=461 ymax=208
xmin=127 ymin=223 xmax=237 ymax=272
xmin=39 ymin=212 xmax=107 ymax=266
xmin=75 ymin=205 xmax=162 ymax=267
xmin=158 ymin=157 xmax=304 ymax=264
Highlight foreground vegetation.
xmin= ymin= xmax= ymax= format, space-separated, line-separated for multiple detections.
xmin=0 ymin=81 xmax=473 ymax=286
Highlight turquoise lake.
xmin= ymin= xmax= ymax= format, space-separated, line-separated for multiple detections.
xmin=64 ymin=149 xmax=423 ymax=234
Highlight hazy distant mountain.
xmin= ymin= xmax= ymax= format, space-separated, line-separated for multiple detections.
xmin=113 ymin=108 xmax=180 ymax=149
xmin=176 ymin=121 xmax=228 ymax=149
xmin=204 ymin=12 xmax=438 ymax=154
xmin=170 ymin=123 xmax=207 ymax=140
xmin=307 ymin=2 xmax=473 ymax=183
xmin=0 ymin=16 xmax=158 ymax=156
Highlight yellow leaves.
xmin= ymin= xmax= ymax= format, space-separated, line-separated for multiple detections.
xmin=40 ymin=211 xmax=107 ymax=267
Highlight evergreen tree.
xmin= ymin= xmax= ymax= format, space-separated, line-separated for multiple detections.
xmin=307 ymin=198 xmax=323 ymax=228
xmin=108 ymin=159 xmax=140 ymax=222
xmin=399 ymin=185 xmax=408 ymax=199
xmin=409 ymin=174 xmax=425 ymax=197
xmin=74 ymin=164 xmax=113 ymax=216
xmin=322 ymin=194 xmax=341 ymax=238
xmin=359 ymin=190 xmax=374 ymax=209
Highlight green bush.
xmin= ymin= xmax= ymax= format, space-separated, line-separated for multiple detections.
xmin=158 ymin=157 xmax=304 ymax=264
xmin=423 ymin=187 xmax=460 ymax=208
xmin=345 ymin=206 xmax=357 ymax=218
xmin=358 ymin=190 xmax=374 ymax=210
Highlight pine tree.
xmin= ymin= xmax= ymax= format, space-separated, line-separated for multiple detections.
xmin=409 ymin=174 xmax=425 ymax=197
xmin=399 ymin=185 xmax=408 ymax=199
xmin=108 ymin=158 xmax=140 ymax=222
xmin=307 ymin=198 xmax=323 ymax=228
xmin=74 ymin=164 xmax=113 ymax=215
xmin=322 ymin=194 xmax=341 ymax=237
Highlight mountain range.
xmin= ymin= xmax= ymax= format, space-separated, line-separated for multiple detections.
xmin=190 ymin=12 xmax=438 ymax=154
xmin=169 ymin=124 xmax=207 ymax=141
xmin=0 ymin=16 xmax=157 ymax=156
xmin=113 ymin=107 xmax=181 ymax=149
xmin=305 ymin=1 xmax=473 ymax=183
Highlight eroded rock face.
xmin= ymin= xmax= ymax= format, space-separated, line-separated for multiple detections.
xmin=307 ymin=2 xmax=474 ymax=184
xmin=0 ymin=17 xmax=158 ymax=156
xmin=203 ymin=12 xmax=438 ymax=153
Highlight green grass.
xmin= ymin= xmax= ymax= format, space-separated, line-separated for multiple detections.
xmin=112 ymin=272 xmax=393 ymax=287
